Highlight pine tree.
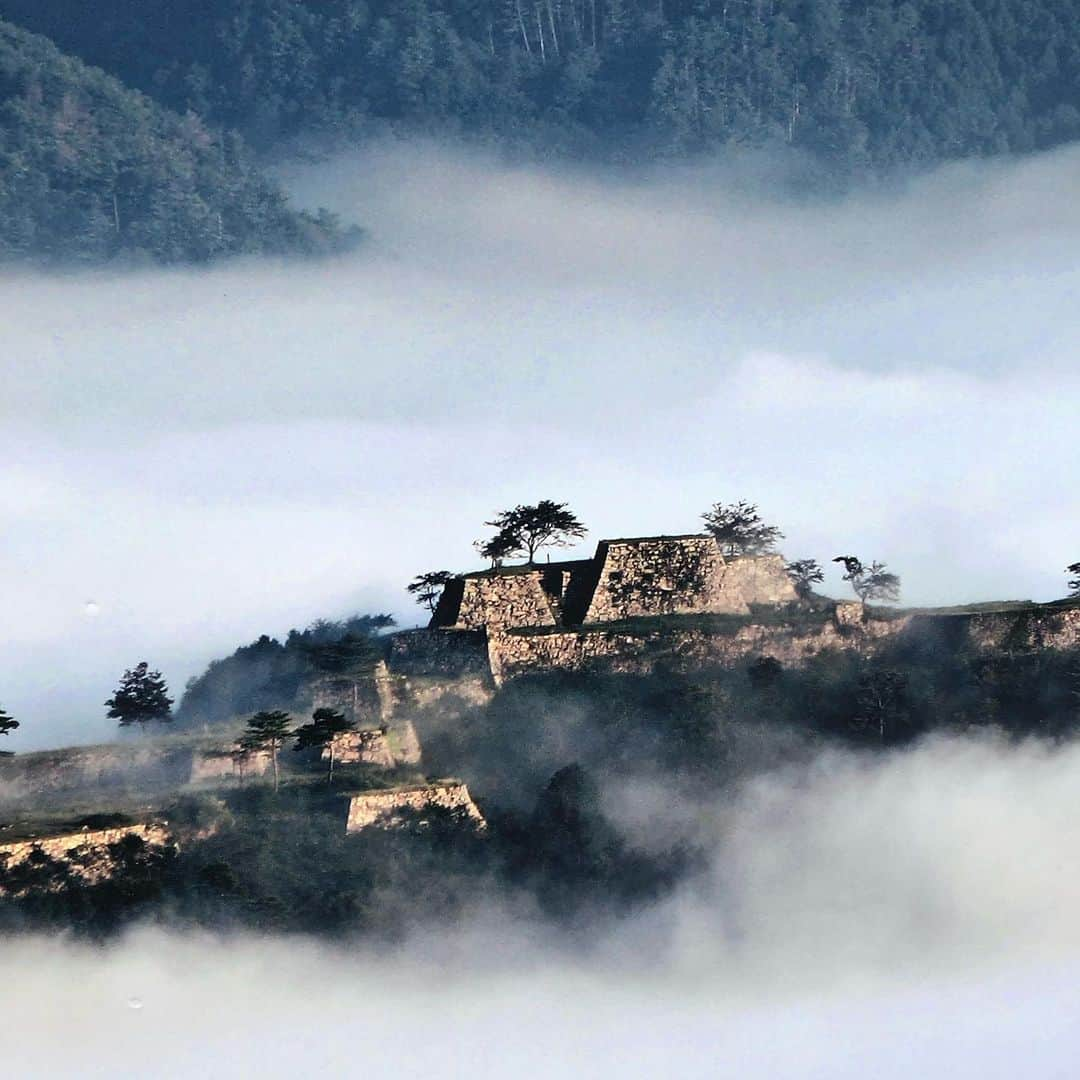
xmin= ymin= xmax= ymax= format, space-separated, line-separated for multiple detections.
xmin=239 ymin=710 xmax=293 ymax=791
xmin=293 ymin=707 xmax=357 ymax=785
xmin=0 ymin=706 xmax=18 ymax=756
xmin=105 ymin=662 xmax=173 ymax=728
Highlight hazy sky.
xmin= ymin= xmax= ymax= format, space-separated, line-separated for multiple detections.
xmin=2 ymin=139 xmax=1079 ymax=748
xmin=5 ymin=734 xmax=1080 ymax=1076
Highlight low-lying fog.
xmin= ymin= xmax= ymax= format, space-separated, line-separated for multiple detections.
xmin=2 ymin=140 xmax=1080 ymax=747
xmin=5 ymin=735 xmax=1080 ymax=1076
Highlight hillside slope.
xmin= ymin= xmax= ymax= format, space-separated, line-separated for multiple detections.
xmin=0 ymin=19 xmax=348 ymax=264
xmin=4 ymin=0 xmax=1080 ymax=169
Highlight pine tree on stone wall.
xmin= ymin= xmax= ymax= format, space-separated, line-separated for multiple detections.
xmin=478 ymin=501 xmax=587 ymax=565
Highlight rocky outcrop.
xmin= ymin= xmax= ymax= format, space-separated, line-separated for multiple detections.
xmin=0 ymin=823 xmax=172 ymax=891
xmin=345 ymin=783 xmax=486 ymax=832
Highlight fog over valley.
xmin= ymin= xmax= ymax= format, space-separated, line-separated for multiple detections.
xmin=2 ymin=141 xmax=1079 ymax=750
xmin=5 ymin=735 xmax=1080 ymax=1076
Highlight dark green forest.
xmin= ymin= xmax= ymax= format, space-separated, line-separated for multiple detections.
xmin=4 ymin=1 xmax=1080 ymax=263
xmin=6 ymin=0 xmax=1080 ymax=163
xmin=0 ymin=19 xmax=354 ymax=264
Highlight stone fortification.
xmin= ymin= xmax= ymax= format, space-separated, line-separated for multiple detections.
xmin=323 ymin=720 xmax=423 ymax=767
xmin=0 ymin=739 xmax=272 ymax=804
xmin=583 ymin=539 xmax=796 ymax=623
xmin=431 ymin=535 xmax=797 ymax=638
xmin=485 ymin=602 xmax=1080 ymax=684
xmin=448 ymin=568 xmax=560 ymax=631
xmin=189 ymin=745 xmax=272 ymax=783
xmin=0 ymin=822 xmax=172 ymax=891
xmin=345 ymin=782 xmax=486 ymax=832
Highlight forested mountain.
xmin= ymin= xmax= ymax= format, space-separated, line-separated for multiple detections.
xmin=0 ymin=19 xmax=348 ymax=264
xmin=4 ymin=1 xmax=1080 ymax=264
xmin=5 ymin=0 xmax=1080 ymax=170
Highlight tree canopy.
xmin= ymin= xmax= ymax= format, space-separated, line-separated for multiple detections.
xmin=293 ymin=707 xmax=357 ymax=784
xmin=239 ymin=710 xmax=294 ymax=791
xmin=833 ymin=556 xmax=901 ymax=608
xmin=0 ymin=18 xmax=352 ymax=265
xmin=407 ymin=571 xmax=456 ymax=613
xmin=7 ymin=0 xmax=1080 ymax=178
xmin=1067 ymin=562 xmax=1080 ymax=599
xmin=104 ymin=662 xmax=173 ymax=727
xmin=702 ymin=501 xmax=784 ymax=558
xmin=785 ymin=558 xmax=824 ymax=600
xmin=478 ymin=500 xmax=587 ymax=565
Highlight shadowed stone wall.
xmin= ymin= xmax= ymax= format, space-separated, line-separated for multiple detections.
xmin=345 ymin=783 xmax=485 ymax=832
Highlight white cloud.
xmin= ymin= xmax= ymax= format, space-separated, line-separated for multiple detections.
xmin=2 ymin=140 xmax=1080 ymax=747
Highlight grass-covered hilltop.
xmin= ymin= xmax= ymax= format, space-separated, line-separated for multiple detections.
xmin=2 ymin=501 xmax=1078 ymax=938
xmin=5 ymin=0 xmax=1080 ymax=263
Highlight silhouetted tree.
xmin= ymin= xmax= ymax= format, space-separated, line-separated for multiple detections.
xmin=293 ymin=707 xmax=356 ymax=784
xmin=0 ymin=706 xmax=17 ymax=757
xmin=474 ymin=530 xmax=524 ymax=568
xmin=407 ymin=570 xmax=456 ymax=612
xmin=479 ymin=501 xmax=587 ymax=565
xmin=785 ymin=558 xmax=824 ymax=600
xmin=853 ymin=669 xmax=911 ymax=744
xmin=1067 ymin=562 xmax=1080 ymax=598
xmin=239 ymin=710 xmax=293 ymax=792
xmin=702 ymin=501 xmax=784 ymax=558
xmin=105 ymin=662 xmax=173 ymax=728
xmin=833 ymin=556 xmax=901 ymax=610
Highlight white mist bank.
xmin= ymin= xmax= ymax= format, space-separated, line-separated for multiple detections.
xmin=5 ymin=734 xmax=1080 ymax=1076
xmin=2 ymin=140 xmax=1080 ymax=747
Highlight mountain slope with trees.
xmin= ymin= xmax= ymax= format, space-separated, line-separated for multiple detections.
xmin=0 ymin=19 xmax=349 ymax=264
xmin=4 ymin=0 xmax=1080 ymax=171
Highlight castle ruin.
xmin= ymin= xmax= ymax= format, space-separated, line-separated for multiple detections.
xmin=432 ymin=534 xmax=797 ymax=634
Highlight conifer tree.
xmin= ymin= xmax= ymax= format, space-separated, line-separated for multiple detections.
xmin=0 ymin=706 xmax=18 ymax=756
xmin=105 ymin=662 xmax=173 ymax=728
xmin=407 ymin=570 xmax=456 ymax=612
xmin=293 ymin=707 xmax=357 ymax=785
xmin=239 ymin=710 xmax=293 ymax=792
xmin=702 ymin=501 xmax=784 ymax=558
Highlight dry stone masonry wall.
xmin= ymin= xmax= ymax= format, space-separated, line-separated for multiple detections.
xmin=0 ymin=823 xmax=172 ymax=891
xmin=345 ymin=783 xmax=486 ymax=832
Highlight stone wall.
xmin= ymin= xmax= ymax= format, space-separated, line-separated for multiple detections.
xmin=345 ymin=782 xmax=486 ymax=832
xmin=189 ymin=745 xmax=272 ymax=783
xmin=582 ymin=538 xmax=797 ymax=624
xmin=389 ymin=629 xmax=489 ymax=677
xmin=486 ymin=603 xmax=1080 ymax=684
xmin=323 ymin=720 xmax=422 ymax=767
xmin=0 ymin=823 xmax=172 ymax=890
xmin=453 ymin=571 xmax=559 ymax=631
xmin=717 ymin=554 xmax=800 ymax=610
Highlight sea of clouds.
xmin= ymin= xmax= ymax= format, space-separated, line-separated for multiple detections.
xmin=4 ymin=733 xmax=1080 ymax=1077
xmin=1 ymin=138 xmax=1078 ymax=748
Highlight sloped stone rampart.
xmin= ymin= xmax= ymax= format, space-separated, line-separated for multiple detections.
xmin=189 ymin=746 xmax=271 ymax=783
xmin=345 ymin=783 xmax=485 ymax=832
xmin=582 ymin=540 xmax=797 ymax=623
xmin=322 ymin=720 xmax=423 ymax=767
xmin=0 ymin=823 xmax=172 ymax=890
xmin=486 ymin=605 xmax=1080 ymax=684
xmin=454 ymin=572 xmax=558 ymax=631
